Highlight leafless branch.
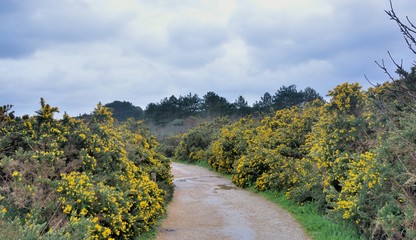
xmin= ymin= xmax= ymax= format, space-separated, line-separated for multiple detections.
xmin=386 ymin=0 xmax=416 ymax=55
xmin=375 ymin=58 xmax=395 ymax=82
xmin=364 ymin=74 xmax=377 ymax=87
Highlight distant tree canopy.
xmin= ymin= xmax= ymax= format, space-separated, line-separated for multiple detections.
xmin=233 ymin=95 xmax=251 ymax=117
xmin=144 ymin=96 xmax=180 ymax=125
xmin=273 ymin=85 xmax=305 ymax=109
xmin=253 ymin=85 xmax=323 ymax=112
xmin=104 ymin=100 xmax=143 ymax=121
xmin=144 ymin=86 xmax=323 ymax=125
xmin=79 ymin=86 xmax=322 ymax=125
xmin=178 ymin=93 xmax=202 ymax=118
xmin=201 ymin=91 xmax=233 ymax=117
xmin=253 ymin=92 xmax=273 ymax=112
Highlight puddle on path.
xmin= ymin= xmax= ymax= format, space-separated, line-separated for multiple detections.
xmin=208 ymin=175 xmax=223 ymax=178
xmin=160 ymin=228 xmax=175 ymax=233
xmin=174 ymin=177 xmax=198 ymax=182
xmin=214 ymin=184 xmax=237 ymax=190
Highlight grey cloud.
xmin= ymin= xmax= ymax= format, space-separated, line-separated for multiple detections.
xmin=229 ymin=1 xmax=401 ymax=71
xmin=168 ymin=23 xmax=228 ymax=50
xmin=132 ymin=34 xmax=166 ymax=59
xmin=0 ymin=0 xmax=128 ymax=58
xmin=131 ymin=21 xmax=229 ymax=68
xmin=166 ymin=22 xmax=228 ymax=68
xmin=2 ymin=0 xmax=416 ymax=117
xmin=164 ymin=47 xmax=226 ymax=68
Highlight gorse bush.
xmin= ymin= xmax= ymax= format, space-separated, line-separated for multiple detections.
xmin=208 ymin=117 xmax=259 ymax=174
xmin=366 ymin=76 xmax=416 ymax=239
xmin=288 ymin=83 xmax=381 ymax=226
xmin=174 ymin=117 xmax=231 ymax=163
xmin=253 ymin=100 xmax=323 ymax=192
xmin=175 ymin=81 xmax=416 ymax=239
xmin=0 ymin=99 xmax=173 ymax=239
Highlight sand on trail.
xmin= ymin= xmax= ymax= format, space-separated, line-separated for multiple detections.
xmin=157 ymin=162 xmax=310 ymax=240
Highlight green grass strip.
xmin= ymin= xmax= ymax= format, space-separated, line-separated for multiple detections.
xmin=252 ymin=190 xmax=365 ymax=240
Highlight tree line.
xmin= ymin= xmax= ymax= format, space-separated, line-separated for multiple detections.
xmin=86 ymin=85 xmax=321 ymax=125
xmin=144 ymin=85 xmax=322 ymax=125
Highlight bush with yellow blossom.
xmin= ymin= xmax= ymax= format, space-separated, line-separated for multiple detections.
xmin=174 ymin=117 xmax=230 ymax=163
xmin=184 ymin=81 xmax=415 ymax=239
xmin=0 ymin=100 xmax=172 ymax=239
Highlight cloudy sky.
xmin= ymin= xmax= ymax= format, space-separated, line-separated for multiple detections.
xmin=1 ymin=0 xmax=415 ymax=116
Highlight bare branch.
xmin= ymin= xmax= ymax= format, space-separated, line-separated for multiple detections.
xmin=375 ymin=58 xmax=395 ymax=81
xmin=407 ymin=16 xmax=416 ymax=31
xmin=386 ymin=0 xmax=416 ymax=55
xmin=364 ymin=74 xmax=378 ymax=87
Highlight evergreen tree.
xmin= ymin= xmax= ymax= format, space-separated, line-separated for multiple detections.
xmin=178 ymin=93 xmax=202 ymax=118
xmin=253 ymin=92 xmax=273 ymax=112
xmin=272 ymin=85 xmax=304 ymax=110
xmin=202 ymin=91 xmax=233 ymax=117
xmin=301 ymin=87 xmax=323 ymax=103
xmin=233 ymin=95 xmax=251 ymax=116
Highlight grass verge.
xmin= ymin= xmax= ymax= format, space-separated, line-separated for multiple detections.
xmin=253 ymin=190 xmax=365 ymax=240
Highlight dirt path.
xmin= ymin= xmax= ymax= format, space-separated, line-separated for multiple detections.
xmin=157 ymin=163 xmax=310 ymax=240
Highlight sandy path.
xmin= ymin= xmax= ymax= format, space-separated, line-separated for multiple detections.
xmin=157 ymin=163 xmax=310 ymax=240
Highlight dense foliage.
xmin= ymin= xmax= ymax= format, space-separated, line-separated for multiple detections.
xmin=176 ymin=80 xmax=415 ymax=239
xmin=174 ymin=117 xmax=231 ymax=163
xmin=104 ymin=101 xmax=144 ymax=121
xmin=0 ymin=100 xmax=173 ymax=239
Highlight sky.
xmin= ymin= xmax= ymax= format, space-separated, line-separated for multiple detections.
xmin=1 ymin=0 xmax=415 ymax=117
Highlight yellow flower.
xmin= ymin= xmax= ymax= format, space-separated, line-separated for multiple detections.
xmin=139 ymin=201 xmax=148 ymax=208
xmin=12 ymin=171 xmax=19 ymax=177
xmin=102 ymin=227 xmax=111 ymax=238
xmin=95 ymin=224 xmax=102 ymax=231
xmin=80 ymin=208 xmax=88 ymax=216
xmin=63 ymin=205 xmax=72 ymax=214
xmin=1 ymin=208 xmax=7 ymax=213
xmin=79 ymin=133 xmax=87 ymax=140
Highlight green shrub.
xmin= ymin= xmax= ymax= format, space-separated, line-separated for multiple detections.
xmin=208 ymin=117 xmax=258 ymax=174
xmin=202 ymin=82 xmax=415 ymax=239
xmin=0 ymin=100 xmax=173 ymax=239
xmin=174 ymin=117 xmax=230 ymax=162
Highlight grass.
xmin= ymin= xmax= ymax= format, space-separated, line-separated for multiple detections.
xmin=253 ymin=190 xmax=365 ymax=240
xmin=174 ymin=159 xmax=366 ymax=240
xmin=137 ymin=229 xmax=158 ymax=240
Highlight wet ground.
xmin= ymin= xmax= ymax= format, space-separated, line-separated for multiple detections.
xmin=157 ymin=162 xmax=310 ymax=240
